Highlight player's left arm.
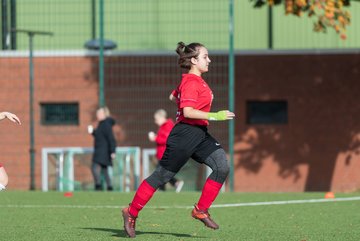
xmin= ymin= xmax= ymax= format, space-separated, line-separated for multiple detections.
xmin=183 ymin=107 xmax=235 ymax=121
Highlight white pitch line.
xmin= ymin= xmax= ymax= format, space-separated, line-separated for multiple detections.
xmin=1 ymin=196 xmax=360 ymax=210
xmin=211 ymin=196 xmax=360 ymax=208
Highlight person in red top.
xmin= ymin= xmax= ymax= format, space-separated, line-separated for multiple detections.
xmin=148 ymin=109 xmax=184 ymax=192
xmin=0 ymin=111 xmax=21 ymax=191
xmin=0 ymin=163 xmax=7 ymax=191
xmin=122 ymin=42 xmax=235 ymax=238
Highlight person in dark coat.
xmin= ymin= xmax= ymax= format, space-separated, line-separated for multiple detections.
xmin=88 ymin=107 xmax=116 ymax=191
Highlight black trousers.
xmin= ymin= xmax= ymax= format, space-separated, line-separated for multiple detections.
xmin=91 ymin=162 xmax=112 ymax=190
xmin=160 ymin=123 xmax=222 ymax=172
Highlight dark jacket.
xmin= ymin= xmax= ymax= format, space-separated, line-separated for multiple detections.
xmin=92 ymin=117 xmax=116 ymax=166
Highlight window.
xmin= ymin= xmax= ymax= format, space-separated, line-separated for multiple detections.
xmin=246 ymin=100 xmax=288 ymax=124
xmin=41 ymin=103 xmax=79 ymax=125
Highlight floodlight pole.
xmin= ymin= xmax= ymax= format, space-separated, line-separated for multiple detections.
xmin=228 ymin=0 xmax=235 ymax=192
xmin=12 ymin=29 xmax=53 ymax=190
xmin=98 ymin=0 xmax=105 ymax=107
xmin=268 ymin=5 xmax=273 ymax=49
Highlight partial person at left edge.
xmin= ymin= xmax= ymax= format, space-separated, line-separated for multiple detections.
xmin=0 ymin=111 xmax=21 ymax=191
xmin=88 ymin=107 xmax=117 ymax=191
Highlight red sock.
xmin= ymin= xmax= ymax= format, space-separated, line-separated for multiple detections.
xmin=197 ymin=178 xmax=223 ymax=211
xmin=128 ymin=180 xmax=156 ymax=217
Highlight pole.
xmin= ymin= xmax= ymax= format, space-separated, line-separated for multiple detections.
xmin=29 ymin=33 xmax=35 ymax=190
xmin=10 ymin=0 xmax=16 ymax=50
xmin=12 ymin=28 xmax=53 ymax=190
xmin=1 ymin=0 xmax=8 ymax=50
xmin=268 ymin=5 xmax=273 ymax=49
xmin=228 ymin=0 xmax=235 ymax=192
xmin=98 ymin=0 xmax=105 ymax=107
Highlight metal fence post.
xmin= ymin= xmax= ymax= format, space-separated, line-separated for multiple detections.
xmin=1 ymin=0 xmax=8 ymax=50
xmin=228 ymin=0 xmax=235 ymax=192
xmin=12 ymin=29 xmax=53 ymax=190
xmin=98 ymin=0 xmax=105 ymax=107
xmin=268 ymin=5 xmax=273 ymax=49
xmin=28 ymin=33 xmax=35 ymax=190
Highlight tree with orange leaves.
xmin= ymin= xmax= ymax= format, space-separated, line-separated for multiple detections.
xmin=251 ymin=0 xmax=359 ymax=40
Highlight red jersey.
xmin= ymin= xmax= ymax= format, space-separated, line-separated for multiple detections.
xmin=155 ymin=119 xmax=175 ymax=160
xmin=172 ymin=74 xmax=213 ymax=126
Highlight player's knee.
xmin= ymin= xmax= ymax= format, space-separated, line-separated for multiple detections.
xmin=217 ymin=162 xmax=230 ymax=178
xmin=211 ymin=149 xmax=229 ymax=174
xmin=146 ymin=166 xmax=176 ymax=189
xmin=206 ymin=149 xmax=229 ymax=183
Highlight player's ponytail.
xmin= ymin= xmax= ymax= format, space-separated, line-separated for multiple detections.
xmin=175 ymin=41 xmax=204 ymax=69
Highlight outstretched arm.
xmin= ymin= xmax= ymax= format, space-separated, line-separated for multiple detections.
xmin=0 ymin=112 xmax=21 ymax=125
xmin=183 ymin=107 xmax=235 ymax=121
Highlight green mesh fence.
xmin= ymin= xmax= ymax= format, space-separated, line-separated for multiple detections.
xmin=102 ymin=1 xmax=230 ymax=191
xmin=1 ymin=0 xmax=359 ymax=191
xmin=2 ymin=0 xmax=359 ymax=50
xmin=0 ymin=0 xmax=230 ymax=191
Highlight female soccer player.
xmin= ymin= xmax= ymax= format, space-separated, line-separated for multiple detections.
xmin=0 ymin=111 xmax=21 ymax=191
xmin=122 ymin=42 xmax=235 ymax=238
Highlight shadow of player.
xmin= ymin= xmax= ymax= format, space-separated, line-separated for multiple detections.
xmin=82 ymin=227 xmax=207 ymax=239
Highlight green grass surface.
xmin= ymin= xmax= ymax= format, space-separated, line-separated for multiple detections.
xmin=1 ymin=191 xmax=360 ymax=240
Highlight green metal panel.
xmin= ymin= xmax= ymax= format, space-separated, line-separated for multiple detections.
xmin=16 ymin=0 xmax=91 ymax=50
xmin=8 ymin=0 xmax=360 ymax=50
xmin=234 ymin=0 xmax=268 ymax=49
xmin=104 ymin=0 xmax=229 ymax=50
xmin=273 ymin=4 xmax=360 ymax=49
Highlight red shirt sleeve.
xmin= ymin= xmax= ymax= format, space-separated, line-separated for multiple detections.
xmin=171 ymin=89 xmax=178 ymax=97
xmin=179 ymin=80 xmax=199 ymax=108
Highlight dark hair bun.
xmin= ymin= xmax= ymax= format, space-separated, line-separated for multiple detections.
xmin=175 ymin=42 xmax=204 ymax=69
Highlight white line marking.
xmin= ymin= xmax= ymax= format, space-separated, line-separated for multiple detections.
xmin=211 ymin=196 xmax=360 ymax=208
xmin=1 ymin=196 xmax=360 ymax=210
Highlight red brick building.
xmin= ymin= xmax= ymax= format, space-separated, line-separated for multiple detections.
xmin=0 ymin=51 xmax=359 ymax=192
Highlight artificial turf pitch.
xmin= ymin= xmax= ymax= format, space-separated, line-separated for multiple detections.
xmin=0 ymin=191 xmax=360 ymax=241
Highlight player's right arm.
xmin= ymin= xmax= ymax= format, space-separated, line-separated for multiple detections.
xmin=169 ymin=89 xmax=179 ymax=104
xmin=169 ymin=93 xmax=176 ymax=103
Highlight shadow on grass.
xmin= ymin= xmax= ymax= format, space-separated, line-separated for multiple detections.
xmin=82 ymin=227 xmax=207 ymax=239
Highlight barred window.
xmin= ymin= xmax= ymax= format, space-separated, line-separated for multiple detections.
xmin=246 ymin=100 xmax=288 ymax=125
xmin=41 ymin=103 xmax=79 ymax=125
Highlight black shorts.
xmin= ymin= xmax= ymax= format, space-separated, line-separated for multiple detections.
xmin=159 ymin=122 xmax=222 ymax=172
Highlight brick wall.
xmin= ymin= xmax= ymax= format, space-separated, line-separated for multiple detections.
xmin=234 ymin=53 xmax=360 ymax=192
xmin=0 ymin=56 xmax=98 ymax=189
xmin=1 ymin=52 xmax=359 ymax=192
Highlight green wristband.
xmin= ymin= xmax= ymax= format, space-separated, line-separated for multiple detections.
xmin=208 ymin=110 xmax=227 ymax=121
